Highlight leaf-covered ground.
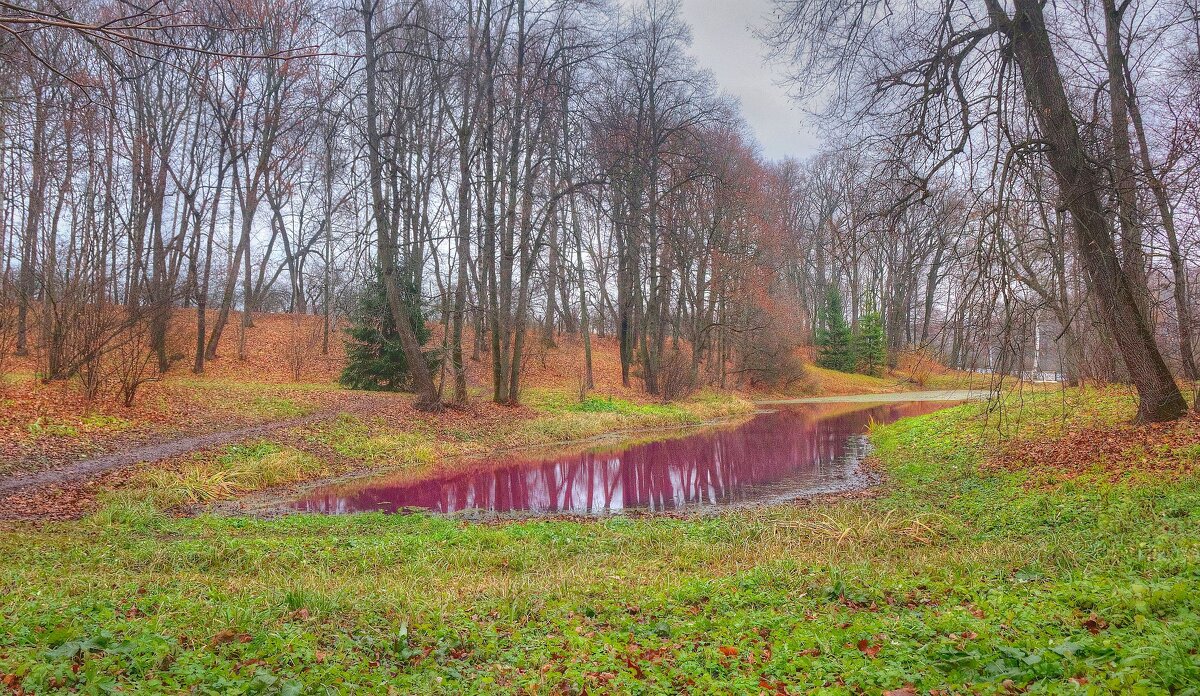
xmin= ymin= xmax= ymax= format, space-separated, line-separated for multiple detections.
xmin=2 ymin=389 xmax=1198 ymax=694
xmin=0 ymin=311 xmax=651 ymax=480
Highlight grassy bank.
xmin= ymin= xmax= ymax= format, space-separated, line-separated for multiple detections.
xmin=2 ymin=390 xmax=1198 ymax=693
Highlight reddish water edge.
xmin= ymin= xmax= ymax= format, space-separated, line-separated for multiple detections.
xmin=292 ymin=401 xmax=956 ymax=516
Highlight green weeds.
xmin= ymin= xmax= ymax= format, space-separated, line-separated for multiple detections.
xmin=25 ymin=418 xmax=78 ymax=437
xmin=25 ymin=413 xmax=133 ymax=438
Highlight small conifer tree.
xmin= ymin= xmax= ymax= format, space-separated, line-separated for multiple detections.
xmin=816 ymin=286 xmax=855 ymax=372
xmin=339 ymin=273 xmax=437 ymax=391
xmin=853 ymin=297 xmax=887 ymax=376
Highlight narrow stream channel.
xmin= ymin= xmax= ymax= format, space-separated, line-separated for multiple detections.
xmin=291 ymin=400 xmax=959 ymax=516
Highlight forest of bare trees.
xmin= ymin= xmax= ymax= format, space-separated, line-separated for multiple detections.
xmin=1 ymin=0 xmax=1199 ymax=420
xmin=765 ymin=0 xmax=1200 ymax=421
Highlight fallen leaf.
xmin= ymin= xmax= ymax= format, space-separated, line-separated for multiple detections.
xmin=623 ymin=655 xmax=645 ymax=679
xmin=718 ymin=646 xmax=739 ymax=657
xmin=210 ymin=629 xmax=238 ymax=646
xmin=856 ymin=639 xmax=881 ymax=658
xmin=1082 ymin=613 xmax=1108 ymax=634
xmin=883 ymin=687 xmax=917 ymax=696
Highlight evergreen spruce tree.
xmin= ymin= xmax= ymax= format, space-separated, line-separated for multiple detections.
xmin=339 ymin=273 xmax=437 ymax=391
xmin=853 ymin=297 xmax=887 ymax=376
xmin=816 ymin=286 xmax=855 ymax=372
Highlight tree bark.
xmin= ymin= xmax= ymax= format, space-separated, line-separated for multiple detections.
xmin=1102 ymin=0 xmax=1150 ymax=320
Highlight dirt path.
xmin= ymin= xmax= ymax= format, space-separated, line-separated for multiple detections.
xmin=0 ymin=411 xmax=330 ymax=496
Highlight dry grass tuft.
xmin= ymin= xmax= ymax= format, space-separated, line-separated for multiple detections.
xmin=772 ymin=508 xmax=944 ymax=548
xmin=132 ymin=442 xmax=328 ymax=507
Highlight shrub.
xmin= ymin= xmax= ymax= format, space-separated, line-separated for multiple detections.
xmin=111 ymin=322 xmax=156 ymax=407
xmin=737 ymin=328 xmax=809 ymax=389
xmin=896 ymin=347 xmax=939 ymax=387
xmin=657 ymin=348 xmax=698 ymax=401
xmin=285 ymin=313 xmax=322 ymax=381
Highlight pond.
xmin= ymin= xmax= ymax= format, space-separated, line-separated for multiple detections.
xmin=291 ymin=400 xmax=960 ymax=516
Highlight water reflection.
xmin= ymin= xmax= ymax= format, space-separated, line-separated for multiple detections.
xmin=292 ymin=401 xmax=954 ymax=515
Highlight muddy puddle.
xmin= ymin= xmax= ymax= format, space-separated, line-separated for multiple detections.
xmin=289 ymin=401 xmax=959 ymax=516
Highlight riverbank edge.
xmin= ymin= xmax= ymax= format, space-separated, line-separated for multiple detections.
xmin=91 ymin=390 xmax=759 ymax=520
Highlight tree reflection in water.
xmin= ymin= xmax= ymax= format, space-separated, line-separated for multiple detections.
xmin=294 ymin=401 xmax=954 ymax=515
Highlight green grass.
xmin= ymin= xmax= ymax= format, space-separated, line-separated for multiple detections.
xmin=533 ymin=392 xmax=683 ymax=418
xmin=245 ymin=396 xmax=309 ymax=419
xmin=25 ymin=417 xmax=78 ymax=437
xmin=310 ymin=413 xmax=437 ymax=468
xmin=175 ymin=376 xmax=341 ymax=394
xmin=2 ymin=391 xmax=1198 ymax=693
xmin=24 ymin=413 xmax=133 ymax=438
xmin=167 ymin=377 xmax=326 ymax=420
xmin=513 ymin=389 xmax=753 ymax=447
xmin=79 ymin=413 xmax=133 ymax=432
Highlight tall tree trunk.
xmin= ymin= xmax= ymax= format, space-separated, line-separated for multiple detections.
xmin=920 ymin=242 xmax=944 ymax=344
xmin=322 ymin=130 xmax=334 ymax=357
xmin=361 ymin=0 xmax=440 ymax=411
xmin=205 ymin=225 xmax=245 ymax=361
xmin=451 ymin=121 xmax=472 ymax=404
xmin=16 ymin=101 xmax=46 ymax=356
xmin=238 ymin=197 xmax=253 ymax=361
xmin=543 ymin=215 xmax=559 ymax=347
xmin=1125 ymin=67 xmax=1198 ymax=382
xmin=1103 ymin=0 xmax=1150 ymax=320
xmin=1001 ymin=0 xmax=1186 ymax=422
xmin=571 ymin=190 xmax=594 ymax=391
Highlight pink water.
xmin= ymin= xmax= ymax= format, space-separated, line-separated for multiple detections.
xmin=291 ymin=401 xmax=956 ymax=516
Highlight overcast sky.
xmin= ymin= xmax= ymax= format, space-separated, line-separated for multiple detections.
xmin=674 ymin=0 xmax=821 ymax=160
